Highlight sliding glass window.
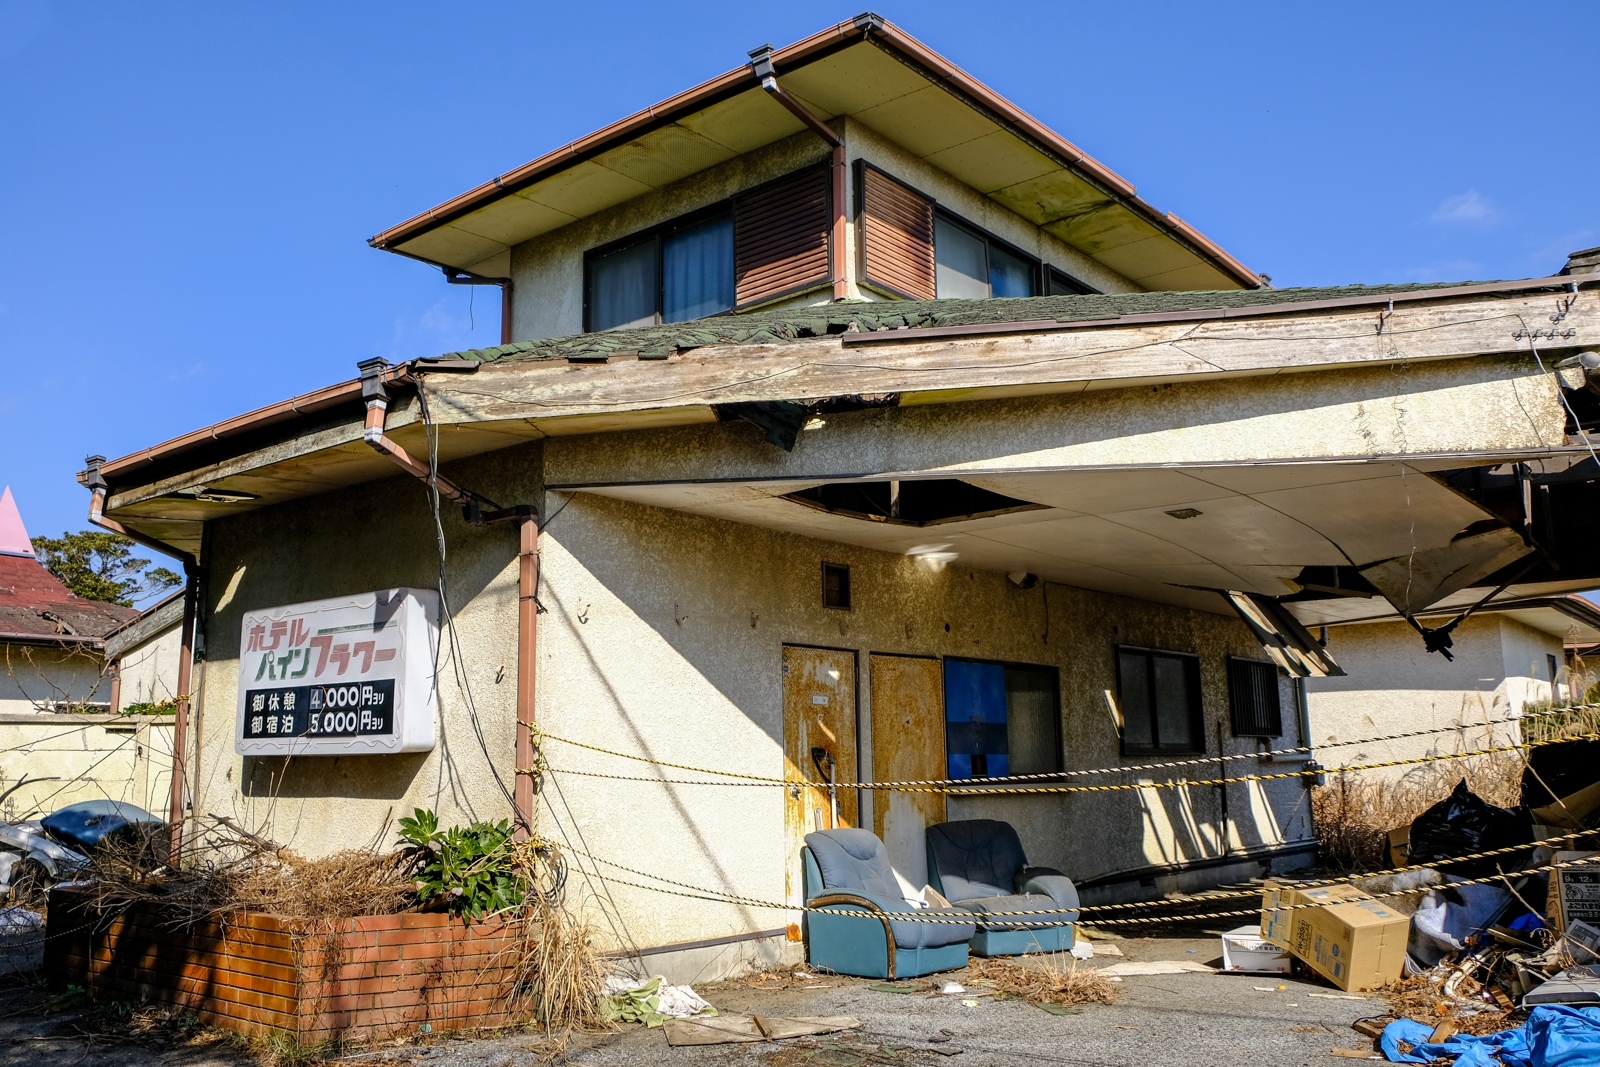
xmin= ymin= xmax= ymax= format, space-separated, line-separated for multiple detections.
xmin=933 ymin=213 xmax=1040 ymax=299
xmin=586 ymin=212 xmax=735 ymax=332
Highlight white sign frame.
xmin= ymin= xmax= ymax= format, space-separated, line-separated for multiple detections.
xmin=234 ymin=588 xmax=439 ymax=756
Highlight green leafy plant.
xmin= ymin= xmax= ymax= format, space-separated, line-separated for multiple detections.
xmin=122 ymin=699 xmax=178 ymax=716
xmin=396 ymin=809 xmax=521 ymax=923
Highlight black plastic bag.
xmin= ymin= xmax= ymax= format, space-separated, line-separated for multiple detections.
xmin=1406 ymin=779 xmax=1533 ymax=878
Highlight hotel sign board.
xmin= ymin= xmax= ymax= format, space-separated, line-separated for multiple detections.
xmin=234 ymin=588 xmax=439 ymax=756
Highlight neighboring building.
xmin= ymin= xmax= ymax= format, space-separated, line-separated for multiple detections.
xmin=103 ymin=589 xmax=185 ymax=713
xmin=1304 ymin=595 xmax=1600 ymax=781
xmin=0 ymin=487 xmax=174 ymax=818
xmin=75 ymin=17 xmax=1600 ymax=980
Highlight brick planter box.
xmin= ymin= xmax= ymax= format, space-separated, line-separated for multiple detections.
xmin=45 ymin=888 xmax=530 ymax=1043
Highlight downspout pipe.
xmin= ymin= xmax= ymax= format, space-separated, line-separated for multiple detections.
xmin=168 ymin=565 xmax=198 ymax=861
xmin=748 ymin=45 xmax=849 ymax=302
xmin=514 ymin=507 xmax=538 ymax=839
xmin=84 ymin=456 xmax=198 ymax=571
xmin=358 ymin=358 xmax=476 ymax=504
xmin=444 ymin=270 xmax=514 ymax=346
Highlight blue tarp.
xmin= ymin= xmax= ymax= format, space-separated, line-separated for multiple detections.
xmin=1381 ymin=1006 xmax=1600 ymax=1066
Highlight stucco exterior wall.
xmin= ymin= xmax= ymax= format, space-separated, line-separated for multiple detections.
xmin=534 ymin=490 xmax=1309 ymax=953
xmin=114 ymin=623 xmax=182 ymax=711
xmin=1303 ymin=615 xmax=1562 ymax=783
xmin=0 ymin=642 xmax=108 ymax=714
xmin=191 ymin=442 xmax=543 ymax=856
xmin=0 ymin=713 xmax=173 ymax=818
xmin=185 ymin=432 xmax=1308 ymax=956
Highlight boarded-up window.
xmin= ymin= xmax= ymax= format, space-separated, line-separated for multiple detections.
xmin=733 ymin=165 xmax=831 ymax=308
xmin=856 ymin=162 xmax=935 ymax=300
xmin=1227 ymin=657 xmax=1283 ymax=737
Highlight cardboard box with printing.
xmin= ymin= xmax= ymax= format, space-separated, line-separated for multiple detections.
xmin=1261 ymin=882 xmax=1408 ymax=991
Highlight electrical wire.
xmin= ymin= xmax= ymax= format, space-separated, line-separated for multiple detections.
xmin=416 ymin=378 xmax=517 ymax=813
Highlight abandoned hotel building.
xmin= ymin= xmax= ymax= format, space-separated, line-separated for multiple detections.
xmin=76 ymin=15 xmax=1600 ymax=979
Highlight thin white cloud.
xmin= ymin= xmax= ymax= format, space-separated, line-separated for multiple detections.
xmin=1430 ymin=191 xmax=1496 ymax=225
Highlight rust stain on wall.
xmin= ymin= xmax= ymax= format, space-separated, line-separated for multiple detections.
xmin=870 ymin=654 xmax=945 ymax=882
xmin=782 ymin=645 xmax=858 ymax=939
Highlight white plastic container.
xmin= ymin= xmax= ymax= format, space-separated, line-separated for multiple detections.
xmin=1220 ymin=925 xmax=1291 ymax=974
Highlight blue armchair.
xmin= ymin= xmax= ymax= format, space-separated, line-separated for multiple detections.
xmin=925 ymin=819 xmax=1079 ymax=957
xmin=802 ymin=829 xmax=975 ymax=979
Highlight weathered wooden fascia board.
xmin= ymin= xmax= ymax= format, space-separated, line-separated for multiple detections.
xmin=103 ymin=594 xmax=185 ymax=662
xmin=101 ymin=396 xmax=437 ymax=513
xmin=427 ymin=292 xmax=1598 ymax=424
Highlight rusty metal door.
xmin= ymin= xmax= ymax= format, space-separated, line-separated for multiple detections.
xmin=782 ymin=645 xmax=858 ymax=937
xmin=870 ymin=654 xmax=947 ymax=894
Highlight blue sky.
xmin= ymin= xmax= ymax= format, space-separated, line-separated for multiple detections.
xmin=3 ymin=1 xmax=1597 ymax=549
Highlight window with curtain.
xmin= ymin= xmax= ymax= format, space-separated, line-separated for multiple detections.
xmin=1116 ymin=646 xmax=1203 ymax=754
xmin=588 ymin=239 xmax=658 ymax=332
xmin=933 ymin=214 xmax=1040 ymax=299
xmin=663 ymin=215 xmax=734 ymax=323
xmin=944 ymin=658 xmax=1061 ymax=779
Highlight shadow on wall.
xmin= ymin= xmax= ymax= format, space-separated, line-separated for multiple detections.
xmin=206 ymin=441 xmax=544 ymax=809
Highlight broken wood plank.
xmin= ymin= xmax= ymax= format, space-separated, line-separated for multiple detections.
xmin=662 ymin=1014 xmax=861 ymax=1046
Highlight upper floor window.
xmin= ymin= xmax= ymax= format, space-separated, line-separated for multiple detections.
xmin=934 ymin=214 xmax=1038 ymax=299
xmin=587 ymin=213 xmax=735 ymax=332
xmin=585 ymin=165 xmax=832 ymax=332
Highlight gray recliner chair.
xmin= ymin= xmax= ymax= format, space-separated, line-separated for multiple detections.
xmin=925 ymin=819 xmax=1079 ymax=956
xmin=802 ymin=828 xmax=976 ymax=979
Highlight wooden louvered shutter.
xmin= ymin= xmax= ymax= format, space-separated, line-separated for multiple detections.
xmin=733 ymin=165 xmax=832 ymax=307
xmin=857 ymin=162 xmax=935 ymax=300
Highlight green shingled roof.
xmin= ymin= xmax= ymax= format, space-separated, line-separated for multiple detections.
xmin=442 ymin=282 xmax=1480 ymax=365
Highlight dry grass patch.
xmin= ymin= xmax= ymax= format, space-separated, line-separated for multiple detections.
xmin=1311 ymin=756 xmax=1523 ymax=872
xmin=966 ymin=953 xmax=1119 ymax=1007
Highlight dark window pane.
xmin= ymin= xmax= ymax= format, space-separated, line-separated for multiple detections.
xmin=934 ymin=216 xmax=989 ymax=299
xmin=945 ymin=659 xmax=1006 ymax=778
xmin=989 ymin=243 xmax=1036 ymax=298
xmin=1047 ymin=268 xmax=1096 ymax=296
xmin=663 ymin=214 xmax=734 ymax=323
xmin=822 ymin=563 xmax=850 ymax=609
xmin=1118 ymin=650 xmax=1153 ymax=750
xmin=1004 ymin=666 xmax=1059 ymax=775
xmin=590 ymin=239 xmax=657 ymax=331
xmin=1153 ymin=655 xmax=1193 ymax=750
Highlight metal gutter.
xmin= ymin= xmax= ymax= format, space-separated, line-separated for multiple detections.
xmin=366 ymin=14 xmax=1259 ymax=290
xmin=840 ymin=275 xmax=1595 ymax=346
xmin=0 ymin=631 xmax=105 ymax=648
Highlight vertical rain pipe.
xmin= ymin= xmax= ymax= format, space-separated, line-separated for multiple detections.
xmin=749 ymin=45 xmax=849 ymax=300
xmin=514 ymin=507 xmax=539 ymax=839
xmin=169 ymin=565 xmax=199 ymax=860
xmin=501 ymin=282 xmax=514 ymax=346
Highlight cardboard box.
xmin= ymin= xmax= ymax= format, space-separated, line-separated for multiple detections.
xmin=1387 ymin=824 xmax=1411 ymax=868
xmin=1220 ymin=925 xmax=1291 ymax=974
xmin=1532 ymin=782 xmax=1600 ymax=831
xmin=1548 ymin=852 xmax=1600 ymax=932
xmin=1261 ymin=882 xmax=1408 ymax=991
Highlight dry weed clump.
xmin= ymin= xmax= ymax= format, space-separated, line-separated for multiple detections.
xmin=511 ymin=894 xmax=610 ymax=1037
xmin=85 ymin=820 xmax=417 ymax=926
xmin=966 ymin=953 xmax=1119 ymax=1006
xmin=1311 ymin=756 xmax=1524 ymax=872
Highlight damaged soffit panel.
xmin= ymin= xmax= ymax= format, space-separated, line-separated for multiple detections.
xmin=370 ymin=18 xmax=1257 ymax=290
xmin=579 ymin=460 xmax=1512 ymax=617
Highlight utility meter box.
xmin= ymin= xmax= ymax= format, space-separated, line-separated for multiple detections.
xmin=235 ymin=588 xmax=439 ymax=756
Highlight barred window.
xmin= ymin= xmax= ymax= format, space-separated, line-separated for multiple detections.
xmin=1227 ymin=657 xmax=1283 ymax=737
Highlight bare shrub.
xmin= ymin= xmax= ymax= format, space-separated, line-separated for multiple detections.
xmin=966 ymin=952 xmax=1119 ymax=1006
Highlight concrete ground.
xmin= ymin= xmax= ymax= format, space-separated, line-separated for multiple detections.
xmin=0 ymin=934 xmax=1391 ymax=1067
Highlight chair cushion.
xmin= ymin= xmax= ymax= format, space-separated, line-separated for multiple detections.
xmin=804 ymin=829 xmax=901 ymax=899
xmin=957 ymin=893 xmax=1069 ymax=931
xmin=926 ymin=820 xmax=1029 ymax=902
xmin=889 ymin=906 xmax=977 ymax=949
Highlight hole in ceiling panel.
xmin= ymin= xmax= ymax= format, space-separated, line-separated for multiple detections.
xmin=784 ymin=479 xmax=1045 ymax=527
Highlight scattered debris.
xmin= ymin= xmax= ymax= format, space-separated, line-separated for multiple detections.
xmin=666 ymin=1016 xmax=862 ymax=1047
xmin=598 ymin=975 xmax=715 ymax=1027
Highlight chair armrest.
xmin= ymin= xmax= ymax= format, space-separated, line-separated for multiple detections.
xmin=807 ymin=892 xmax=898 ymax=979
xmin=1016 ymin=874 xmax=1081 ymax=916
xmin=1017 ymin=865 xmax=1065 ymax=882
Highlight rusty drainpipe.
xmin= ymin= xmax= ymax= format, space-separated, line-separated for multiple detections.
xmin=748 ymin=45 xmax=849 ymax=301
xmin=356 ymin=360 xmax=538 ymax=836
xmin=85 ymin=456 xmax=200 ymax=861
xmin=514 ymin=507 xmax=538 ymax=839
